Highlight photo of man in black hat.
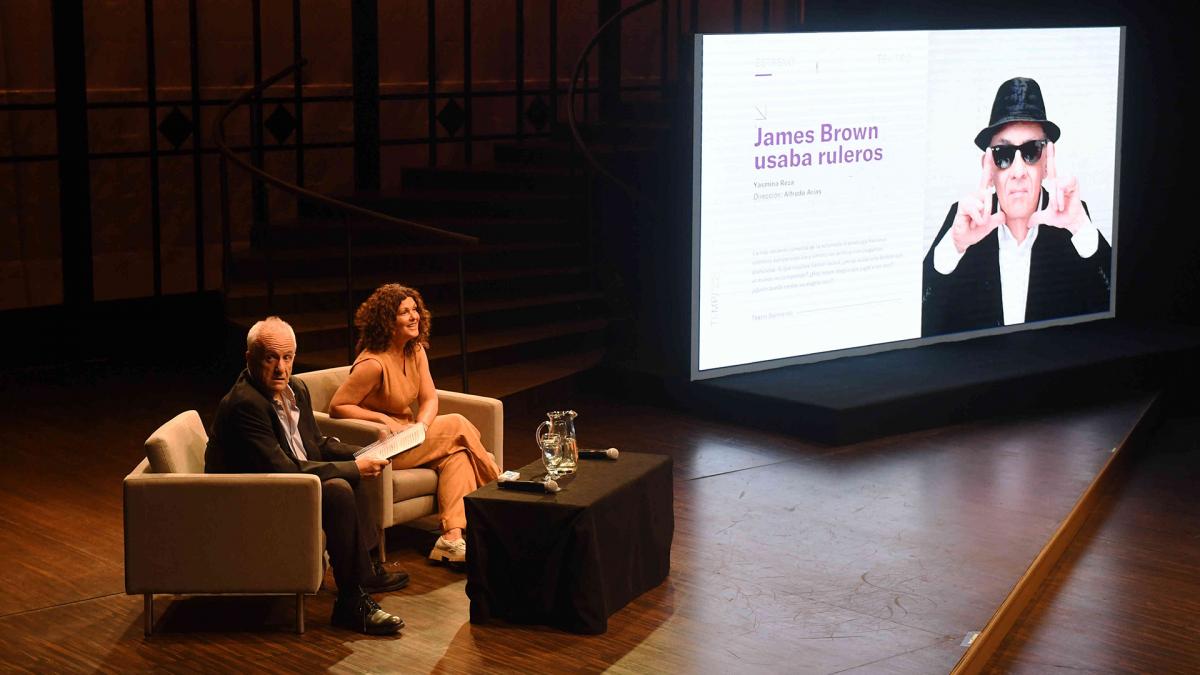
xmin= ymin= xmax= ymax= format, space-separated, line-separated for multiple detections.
xmin=920 ymin=77 xmax=1112 ymax=338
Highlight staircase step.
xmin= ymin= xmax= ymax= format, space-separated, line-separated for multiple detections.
xmin=225 ymin=265 xmax=593 ymax=317
xmin=419 ymin=214 xmax=573 ymax=233
xmin=549 ymin=120 xmax=671 ymax=145
xmin=435 ymin=348 xmax=605 ymax=400
xmin=232 ymin=289 xmax=605 ymax=343
xmin=493 ymin=140 xmax=656 ymax=167
xmin=324 ymin=188 xmax=576 ymax=220
xmin=400 ymin=164 xmax=587 ymax=193
xmin=293 ymin=348 xmax=604 ymax=402
xmin=614 ymin=98 xmax=670 ymax=122
xmin=293 ymin=316 xmax=608 ymax=373
xmin=418 ymin=214 xmax=579 ymax=241
xmin=233 ymin=239 xmax=577 ymax=262
xmin=244 ymin=214 xmax=584 ymax=250
xmin=237 ymin=294 xmax=601 ymax=328
xmin=226 ymin=263 xmax=590 ymax=298
xmin=226 ymin=264 xmax=589 ymax=297
xmin=229 ymin=240 xmax=586 ymax=279
xmin=426 ymin=317 xmax=605 ymax=361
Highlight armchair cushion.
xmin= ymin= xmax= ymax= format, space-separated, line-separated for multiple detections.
xmin=313 ymin=413 xmax=382 ymax=447
xmin=296 ymin=367 xmax=345 ymax=416
xmin=393 ymin=467 xmax=438 ymax=502
xmin=144 ymin=410 xmax=207 ymax=474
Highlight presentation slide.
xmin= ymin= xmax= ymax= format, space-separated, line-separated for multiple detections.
xmin=692 ymin=27 xmax=1123 ymax=380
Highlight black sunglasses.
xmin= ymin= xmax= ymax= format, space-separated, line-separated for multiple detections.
xmin=990 ymin=139 xmax=1048 ymax=169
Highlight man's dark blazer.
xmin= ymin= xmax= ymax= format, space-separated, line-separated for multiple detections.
xmin=921 ymin=191 xmax=1111 ymax=338
xmin=205 ymin=370 xmax=361 ymax=483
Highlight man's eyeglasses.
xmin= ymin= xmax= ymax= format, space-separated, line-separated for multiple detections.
xmin=990 ymin=139 xmax=1048 ymax=170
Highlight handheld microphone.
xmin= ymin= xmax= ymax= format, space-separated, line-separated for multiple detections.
xmin=497 ymin=478 xmax=561 ymax=493
xmin=579 ymin=447 xmax=619 ymax=460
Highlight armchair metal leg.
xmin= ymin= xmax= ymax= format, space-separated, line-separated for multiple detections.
xmin=143 ymin=594 xmax=154 ymax=637
xmin=296 ymin=593 xmax=305 ymax=634
xmin=378 ymin=527 xmax=387 ymax=562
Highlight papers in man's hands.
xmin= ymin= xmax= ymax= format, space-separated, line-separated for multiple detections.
xmin=353 ymin=423 xmax=426 ymax=461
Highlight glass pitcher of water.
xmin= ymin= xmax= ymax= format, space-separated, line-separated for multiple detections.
xmin=536 ymin=410 xmax=578 ymax=477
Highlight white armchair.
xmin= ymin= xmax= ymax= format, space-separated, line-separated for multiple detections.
xmin=293 ymin=366 xmax=503 ymax=561
xmin=123 ymin=410 xmax=324 ymax=635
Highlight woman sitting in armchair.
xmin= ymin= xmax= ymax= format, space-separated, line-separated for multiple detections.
xmin=330 ymin=283 xmax=499 ymax=565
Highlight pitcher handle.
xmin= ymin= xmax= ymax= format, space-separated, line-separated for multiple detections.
xmin=535 ymin=420 xmax=549 ymax=447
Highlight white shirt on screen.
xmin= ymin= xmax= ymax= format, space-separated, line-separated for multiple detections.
xmin=933 ymin=215 xmax=1100 ymax=325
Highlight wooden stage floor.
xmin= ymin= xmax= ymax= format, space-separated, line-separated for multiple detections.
xmin=0 ymin=360 xmax=1187 ymax=673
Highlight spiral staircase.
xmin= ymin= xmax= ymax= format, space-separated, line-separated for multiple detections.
xmin=217 ymin=3 xmax=682 ymax=410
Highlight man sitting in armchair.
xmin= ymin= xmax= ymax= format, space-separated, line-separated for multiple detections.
xmin=205 ymin=316 xmax=408 ymax=635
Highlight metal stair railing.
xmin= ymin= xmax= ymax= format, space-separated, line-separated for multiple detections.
xmin=567 ymin=0 xmax=666 ymax=214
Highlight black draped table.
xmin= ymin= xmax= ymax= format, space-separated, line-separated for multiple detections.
xmin=464 ymin=452 xmax=673 ymax=634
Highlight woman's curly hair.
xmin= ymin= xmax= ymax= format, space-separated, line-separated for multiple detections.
xmin=354 ymin=284 xmax=432 ymax=356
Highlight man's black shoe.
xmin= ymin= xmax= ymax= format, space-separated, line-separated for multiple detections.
xmin=363 ymin=561 xmax=410 ymax=593
xmin=331 ymin=590 xmax=405 ymax=635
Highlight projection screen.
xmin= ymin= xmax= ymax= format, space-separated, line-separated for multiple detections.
xmin=691 ymin=27 xmax=1124 ymax=380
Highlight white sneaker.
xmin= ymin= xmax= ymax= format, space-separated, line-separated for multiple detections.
xmin=428 ymin=535 xmax=467 ymax=564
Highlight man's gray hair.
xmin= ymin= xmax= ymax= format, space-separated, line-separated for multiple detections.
xmin=246 ymin=316 xmax=296 ymax=351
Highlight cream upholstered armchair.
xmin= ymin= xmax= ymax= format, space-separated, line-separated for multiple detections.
xmin=294 ymin=366 xmax=503 ymax=561
xmin=123 ymin=410 xmax=323 ymax=635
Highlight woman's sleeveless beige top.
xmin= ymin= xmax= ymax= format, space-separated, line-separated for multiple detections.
xmin=351 ymin=348 xmax=419 ymax=423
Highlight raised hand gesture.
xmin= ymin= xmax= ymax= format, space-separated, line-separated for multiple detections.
xmin=951 ymin=157 xmax=1006 ymax=254
xmin=1033 ymin=142 xmax=1087 ymax=234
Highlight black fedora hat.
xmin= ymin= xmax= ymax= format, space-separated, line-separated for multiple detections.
xmin=974 ymin=77 xmax=1061 ymax=150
